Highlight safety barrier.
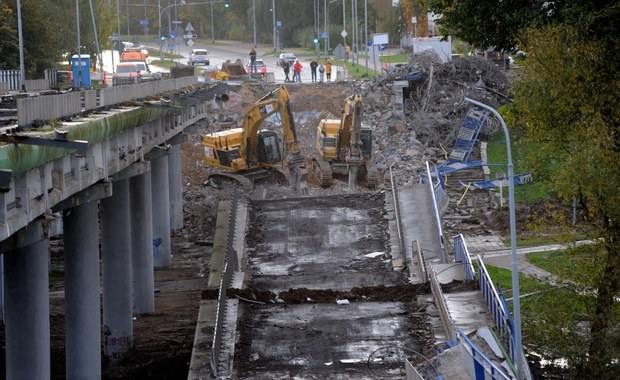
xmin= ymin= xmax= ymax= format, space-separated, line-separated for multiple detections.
xmin=477 ymin=255 xmax=518 ymax=370
xmin=425 ymin=161 xmax=447 ymax=262
xmin=16 ymin=76 xmax=199 ymax=127
xmin=389 ymin=163 xmax=405 ymax=256
xmin=429 ymin=262 xmax=457 ymax=345
xmin=457 ymin=329 xmax=512 ymax=380
xmin=412 ymin=240 xmax=428 ymax=283
xmin=1 ymin=69 xmax=58 ymax=92
xmin=210 ymin=187 xmax=240 ymax=377
xmin=454 ymin=234 xmax=476 ymax=280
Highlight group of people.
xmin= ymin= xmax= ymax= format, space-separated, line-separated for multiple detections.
xmin=250 ymin=48 xmax=335 ymax=83
xmin=282 ymin=58 xmax=333 ymax=83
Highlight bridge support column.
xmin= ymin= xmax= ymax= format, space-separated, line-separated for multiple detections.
xmin=64 ymin=200 xmax=102 ymax=379
xmin=101 ymin=178 xmax=133 ymax=360
xmin=3 ymin=224 xmax=50 ymax=379
xmin=130 ymin=171 xmax=155 ymax=314
xmin=168 ymin=142 xmax=184 ymax=231
xmin=151 ymin=153 xmax=171 ymax=268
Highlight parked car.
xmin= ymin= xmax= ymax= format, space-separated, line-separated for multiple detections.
xmin=277 ymin=52 xmax=296 ymax=67
xmin=131 ymin=61 xmax=154 ymax=81
xmin=189 ymin=49 xmax=209 ymax=65
xmin=114 ymin=62 xmax=143 ymax=84
xmin=247 ymin=59 xmax=267 ymax=76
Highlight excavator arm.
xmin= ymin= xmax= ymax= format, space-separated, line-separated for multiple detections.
xmin=343 ymin=94 xmax=364 ymax=165
xmin=239 ymin=88 xmax=283 ymax=165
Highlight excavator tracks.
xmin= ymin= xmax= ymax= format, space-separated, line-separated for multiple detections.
xmin=310 ymin=155 xmax=333 ymax=187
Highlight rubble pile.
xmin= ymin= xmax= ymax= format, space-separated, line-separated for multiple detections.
xmin=357 ymin=51 xmax=509 ymax=186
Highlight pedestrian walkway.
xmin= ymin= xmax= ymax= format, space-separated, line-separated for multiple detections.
xmin=463 ymin=235 xmax=594 ymax=281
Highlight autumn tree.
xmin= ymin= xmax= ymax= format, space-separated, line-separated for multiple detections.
xmin=510 ymin=10 xmax=620 ymax=378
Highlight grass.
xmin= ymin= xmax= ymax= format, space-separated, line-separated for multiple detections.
xmin=485 ymin=136 xmax=550 ymax=203
xmin=526 ymin=244 xmax=604 ymax=287
xmin=379 ymin=54 xmax=409 ymax=63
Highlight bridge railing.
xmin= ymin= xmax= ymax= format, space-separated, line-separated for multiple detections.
xmin=1 ymin=69 xmax=58 ymax=93
xmin=477 ymin=255 xmax=519 ymax=370
xmin=210 ymin=187 xmax=240 ymax=377
xmin=425 ymin=161 xmax=447 ymax=262
xmin=428 ymin=262 xmax=457 ymax=345
xmin=16 ymin=76 xmax=199 ymax=127
xmin=454 ymin=234 xmax=476 ymax=280
xmin=457 ymin=328 xmax=512 ymax=380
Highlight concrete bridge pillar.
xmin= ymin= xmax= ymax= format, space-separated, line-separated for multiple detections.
xmin=151 ymin=151 xmax=171 ymax=268
xmin=2 ymin=223 xmax=51 ymax=379
xmin=101 ymin=178 xmax=133 ymax=360
xmin=63 ymin=200 xmax=102 ymax=379
xmin=168 ymin=142 xmax=184 ymax=231
xmin=130 ymin=171 xmax=155 ymax=314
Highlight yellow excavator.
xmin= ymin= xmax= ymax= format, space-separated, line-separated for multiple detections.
xmin=202 ymin=85 xmax=307 ymax=191
xmin=311 ymin=94 xmax=382 ymax=189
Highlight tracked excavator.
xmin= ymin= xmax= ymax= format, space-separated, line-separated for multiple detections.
xmin=311 ymin=94 xmax=382 ymax=189
xmin=202 ymin=86 xmax=307 ymax=191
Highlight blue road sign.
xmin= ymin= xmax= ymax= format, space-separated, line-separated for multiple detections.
xmin=321 ymin=32 xmax=328 ymax=39
xmin=139 ymin=19 xmax=149 ymax=26
xmin=169 ymin=31 xmax=175 ymax=39
xmin=367 ymin=41 xmax=373 ymax=47
xmin=378 ymin=44 xmax=385 ymax=51
xmin=168 ymin=43 xmax=174 ymax=51
xmin=276 ymin=21 xmax=282 ymax=29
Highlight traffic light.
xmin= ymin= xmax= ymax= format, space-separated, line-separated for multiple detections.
xmin=313 ymin=37 xmax=319 ymax=44
xmin=160 ymin=35 xmax=166 ymax=41
xmin=224 ymin=2 xmax=229 ymax=7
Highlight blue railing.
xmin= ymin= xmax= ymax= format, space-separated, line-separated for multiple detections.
xmin=454 ymin=234 xmax=476 ymax=280
xmin=477 ymin=256 xmax=517 ymax=367
xmin=457 ymin=329 xmax=512 ymax=380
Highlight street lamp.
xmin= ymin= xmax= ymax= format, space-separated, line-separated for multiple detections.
xmin=464 ymin=97 xmax=525 ymax=380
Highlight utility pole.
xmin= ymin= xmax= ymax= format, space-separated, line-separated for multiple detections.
xmin=272 ymin=0 xmax=276 ymax=51
xmin=342 ymin=0 xmax=346 ymax=48
xmin=16 ymin=0 xmax=25 ymax=91
xmin=252 ymin=0 xmax=256 ymax=48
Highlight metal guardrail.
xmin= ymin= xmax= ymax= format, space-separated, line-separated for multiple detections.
xmin=210 ymin=187 xmax=240 ymax=377
xmin=389 ymin=163 xmax=405 ymax=256
xmin=428 ymin=262 xmax=457 ymax=345
xmin=1 ymin=69 xmax=58 ymax=93
xmin=425 ymin=161 xmax=448 ymax=263
xmin=16 ymin=77 xmax=199 ymax=127
xmin=457 ymin=328 xmax=512 ymax=380
xmin=477 ymin=255 xmax=517 ymax=368
xmin=454 ymin=234 xmax=476 ymax=280
xmin=412 ymin=240 xmax=428 ymax=283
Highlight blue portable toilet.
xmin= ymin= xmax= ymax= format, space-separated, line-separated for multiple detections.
xmin=71 ymin=54 xmax=91 ymax=87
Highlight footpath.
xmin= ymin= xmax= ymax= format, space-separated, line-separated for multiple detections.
xmin=464 ymin=235 xmax=594 ymax=283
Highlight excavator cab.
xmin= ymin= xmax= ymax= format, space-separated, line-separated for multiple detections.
xmin=255 ymin=130 xmax=282 ymax=165
xmin=202 ymin=86 xmax=307 ymax=192
xmin=360 ymin=128 xmax=373 ymax=160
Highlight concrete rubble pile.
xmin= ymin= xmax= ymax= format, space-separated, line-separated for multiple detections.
xmin=357 ymin=50 xmax=509 ymax=187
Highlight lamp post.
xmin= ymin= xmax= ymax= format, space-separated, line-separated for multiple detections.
xmin=464 ymin=97 xmax=525 ymax=380
xmin=272 ymin=0 xmax=276 ymax=51
xmin=252 ymin=0 xmax=256 ymax=48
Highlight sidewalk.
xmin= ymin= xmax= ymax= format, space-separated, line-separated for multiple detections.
xmin=462 ymin=235 xmax=591 ymax=280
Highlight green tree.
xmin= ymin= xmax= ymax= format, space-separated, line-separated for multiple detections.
xmin=428 ymin=0 xmax=544 ymax=52
xmin=510 ymin=4 xmax=620 ymax=377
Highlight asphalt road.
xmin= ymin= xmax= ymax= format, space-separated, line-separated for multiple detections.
xmin=103 ymin=39 xmax=345 ymax=83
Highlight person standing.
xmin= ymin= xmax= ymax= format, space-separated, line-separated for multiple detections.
xmin=249 ymin=48 xmax=257 ymax=73
xmin=310 ymin=60 xmax=318 ymax=82
xmin=282 ymin=59 xmax=291 ymax=82
xmin=318 ymin=63 xmax=325 ymax=83
xmin=293 ymin=60 xmax=303 ymax=82
xmin=324 ymin=59 xmax=333 ymax=82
